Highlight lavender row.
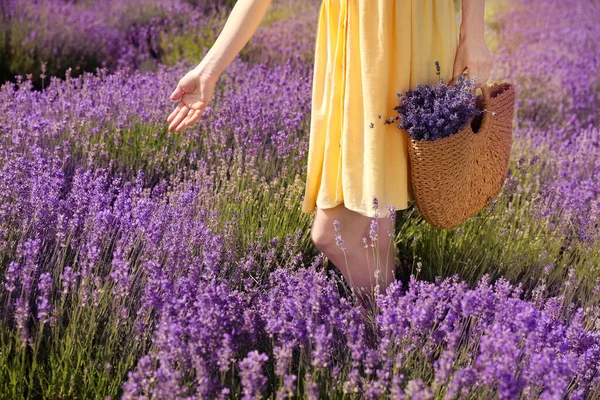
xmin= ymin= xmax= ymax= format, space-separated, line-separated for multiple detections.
xmin=0 ymin=56 xmax=313 ymax=183
xmin=487 ymin=0 xmax=600 ymax=254
xmin=0 ymin=0 xmax=320 ymax=88
xmin=1 ymin=153 xmax=598 ymax=398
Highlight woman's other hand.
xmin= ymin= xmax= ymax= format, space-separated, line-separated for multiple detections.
xmin=167 ymin=68 xmax=217 ymax=132
xmin=451 ymin=37 xmax=494 ymax=89
xmin=450 ymin=0 xmax=493 ymax=88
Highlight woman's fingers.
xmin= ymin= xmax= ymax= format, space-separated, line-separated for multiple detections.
xmin=175 ymin=108 xmax=194 ymax=132
xmin=168 ymin=103 xmax=205 ymax=132
xmin=168 ymin=105 xmax=189 ymax=131
xmin=177 ymin=109 xmax=203 ymax=132
xmin=176 ymin=110 xmax=194 ymax=132
xmin=167 ymin=103 xmax=183 ymax=123
xmin=176 ymin=108 xmax=200 ymax=132
xmin=188 ymin=109 xmax=203 ymax=126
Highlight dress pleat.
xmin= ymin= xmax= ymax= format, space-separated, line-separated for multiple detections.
xmin=302 ymin=0 xmax=459 ymax=218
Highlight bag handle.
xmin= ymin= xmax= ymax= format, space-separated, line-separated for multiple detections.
xmin=471 ymin=83 xmax=491 ymax=107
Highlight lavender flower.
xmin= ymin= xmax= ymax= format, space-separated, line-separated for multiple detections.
xmin=333 ymin=220 xmax=346 ymax=252
xmin=3 ymin=261 xmax=20 ymax=293
xmin=36 ymin=272 xmax=53 ymax=324
xmin=238 ymin=350 xmax=269 ymax=400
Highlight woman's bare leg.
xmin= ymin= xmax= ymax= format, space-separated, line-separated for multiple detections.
xmin=310 ymin=202 xmax=397 ymax=312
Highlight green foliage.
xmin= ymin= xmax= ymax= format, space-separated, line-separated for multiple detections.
xmin=159 ymin=27 xmax=217 ymax=68
xmin=0 ymin=237 xmax=153 ymax=399
xmin=209 ymin=171 xmax=314 ymax=257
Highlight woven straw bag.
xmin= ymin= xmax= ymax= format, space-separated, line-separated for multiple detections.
xmin=407 ymin=82 xmax=515 ymax=229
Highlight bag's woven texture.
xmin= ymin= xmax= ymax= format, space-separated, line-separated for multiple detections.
xmin=407 ymin=82 xmax=515 ymax=229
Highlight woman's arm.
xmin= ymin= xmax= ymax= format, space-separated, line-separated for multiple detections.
xmin=195 ymin=0 xmax=273 ymax=78
xmin=168 ymin=0 xmax=273 ymax=132
xmin=450 ymin=0 xmax=493 ymax=89
xmin=459 ymin=0 xmax=485 ymax=44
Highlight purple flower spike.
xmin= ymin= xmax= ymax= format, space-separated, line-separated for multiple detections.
xmin=238 ymin=350 xmax=269 ymax=400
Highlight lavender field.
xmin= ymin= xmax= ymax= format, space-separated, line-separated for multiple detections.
xmin=1 ymin=0 xmax=599 ymax=398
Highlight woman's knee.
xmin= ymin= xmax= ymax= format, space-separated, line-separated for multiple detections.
xmin=310 ymin=204 xmax=347 ymax=252
xmin=310 ymin=204 xmax=391 ymax=253
xmin=310 ymin=220 xmax=335 ymax=253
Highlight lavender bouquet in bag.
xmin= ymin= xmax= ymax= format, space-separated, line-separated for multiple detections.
xmin=391 ymin=61 xmax=496 ymax=141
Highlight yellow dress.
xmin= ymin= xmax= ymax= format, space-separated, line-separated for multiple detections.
xmin=301 ymin=0 xmax=459 ymax=218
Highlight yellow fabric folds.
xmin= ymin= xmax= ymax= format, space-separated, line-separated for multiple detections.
xmin=302 ymin=0 xmax=459 ymax=218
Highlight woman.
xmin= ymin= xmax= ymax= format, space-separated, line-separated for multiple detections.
xmin=167 ymin=0 xmax=493 ymax=311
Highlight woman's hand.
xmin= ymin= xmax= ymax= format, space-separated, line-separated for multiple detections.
xmin=450 ymin=37 xmax=494 ymax=89
xmin=167 ymin=68 xmax=218 ymax=132
xmin=167 ymin=0 xmax=274 ymax=131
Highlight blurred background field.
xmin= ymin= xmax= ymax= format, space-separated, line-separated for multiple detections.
xmin=0 ymin=0 xmax=599 ymax=398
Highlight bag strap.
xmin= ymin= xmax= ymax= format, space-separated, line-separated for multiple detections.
xmin=471 ymin=83 xmax=491 ymax=106
xmin=481 ymin=83 xmax=491 ymax=106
